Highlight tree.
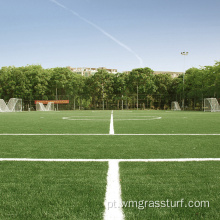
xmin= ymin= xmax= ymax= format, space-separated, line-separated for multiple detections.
xmin=86 ymin=69 xmax=114 ymax=109
xmin=184 ymin=67 xmax=209 ymax=109
xmin=128 ymin=67 xmax=155 ymax=109
xmin=0 ymin=66 xmax=15 ymax=100
xmin=23 ymin=65 xmax=51 ymax=100
xmin=153 ymin=73 xmax=173 ymax=109
xmin=49 ymin=67 xmax=75 ymax=97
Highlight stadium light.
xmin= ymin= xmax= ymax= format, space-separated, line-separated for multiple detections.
xmin=181 ymin=51 xmax=188 ymax=110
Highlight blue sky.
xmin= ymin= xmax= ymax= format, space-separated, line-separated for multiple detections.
xmin=0 ymin=0 xmax=220 ymax=72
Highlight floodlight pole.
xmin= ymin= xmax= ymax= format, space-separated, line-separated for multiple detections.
xmin=137 ymin=84 xmax=139 ymax=110
xmin=181 ymin=51 xmax=188 ymax=110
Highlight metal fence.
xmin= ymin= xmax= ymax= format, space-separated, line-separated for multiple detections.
xmin=20 ymin=93 xmax=220 ymax=111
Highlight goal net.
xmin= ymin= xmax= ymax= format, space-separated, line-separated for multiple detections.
xmin=204 ymin=98 xmax=220 ymax=112
xmin=0 ymin=98 xmax=22 ymax=112
xmin=36 ymin=102 xmax=54 ymax=111
xmin=0 ymin=99 xmax=9 ymax=112
xmin=171 ymin=101 xmax=181 ymax=111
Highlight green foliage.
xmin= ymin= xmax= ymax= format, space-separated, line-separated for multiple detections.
xmin=0 ymin=61 xmax=220 ymax=109
xmin=154 ymin=74 xmax=172 ymax=95
xmin=0 ymin=65 xmax=51 ymax=100
xmin=113 ymin=72 xmax=129 ymax=96
xmin=128 ymin=67 xmax=155 ymax=94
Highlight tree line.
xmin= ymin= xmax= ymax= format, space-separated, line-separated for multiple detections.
xmin=0 ymin=61 xmax=219 ymax=110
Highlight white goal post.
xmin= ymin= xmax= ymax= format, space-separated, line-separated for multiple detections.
xmin=0 ymin=98 xmax=22 ymax=112
xmin=171 ymin=101 xmax=181 ymax=111
xmin=36 ymin=102 xmax=54 ymax=111
xmin=204 ymin=98 xmax=220 ymax=112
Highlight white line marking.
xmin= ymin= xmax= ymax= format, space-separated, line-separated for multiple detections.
xmin=2 ymin=156 xmax=219 ymax=220
xmin=114 ymin=115 xmax=162 ymax=120
xmin=62 ymin=114 xmax=162 ymax=121
xmin=63 ymin=118 xmax=161 ymax=121
xmin=104 ymin=160 xmax=124 ymax=220
xmin=0 ymin=133 xmax=215 ymax=136
xmin=63 ymin=119 xmax=109 ymax=120
xmin=0 ymin=158 xmax=109 ymax=162
xmin=0 ymin=158 xmax=220 ymax=162
xmin=62 ymin=116 xmax=110 ymax=120
xmin=65 ymin=116 xmax=105 ymax=117
xmin=1 ymin=157 xmax=219 ymax=220
xmin=114 ymin=118 xmax=161 ymax=120
xmin=117 ymin=116 xmax=160 ymax=117
xmin=109 ymin=111 xmax=114 ymax=135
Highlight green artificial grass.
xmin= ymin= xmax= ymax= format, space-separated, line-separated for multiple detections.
xmin=0 ymin=110 xmax=219 ymax=134
xmin=114 ymin=110 xmax=220 ymax=134
xmin=0 ymin=135 xmax=219 ymax=159
xmin=0 ymin=110 xmax=219 ymax=219
xmin=0 ymin=111 xmax=111 ymax=134
xmin=120 ymin=162 xmax=220 ymax=220
xmin=0 ymin=162 xmax=108 ymax=220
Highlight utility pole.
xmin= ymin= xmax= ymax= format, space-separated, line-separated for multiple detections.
xmin=181 ymin=51 xmax=188 ymax=110
xmin=102 ymin=84 xmax=104 ymax=110
xmin=56 ymin=87 xmax=58 ymax=111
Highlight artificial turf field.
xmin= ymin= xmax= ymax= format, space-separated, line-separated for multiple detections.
xmin=0 ymin=110 xmax=219 ymax=220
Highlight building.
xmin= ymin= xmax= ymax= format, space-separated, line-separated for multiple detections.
xmin=123 ymin=70 xmax=183 ymax=78
xmin=67 ymin=66 xmax=183 ymax=78
xmin=67 ymin=66 xmax=117 ymax=77
xmin=153 ymin=71 xmax=183 ymax=78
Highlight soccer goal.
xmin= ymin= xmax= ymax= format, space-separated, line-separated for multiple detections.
xmin=204 ymin=98 xmax=220 ymax=112
xmin=0 ymin=99 xmax=9 ymax=112
xmin=36 ymin=102 xmax=54 ymax=111
xmin=171 ymin=101 xmax=181 ymax=111
xmin=0 ymin=98 xmax=22 ymax=112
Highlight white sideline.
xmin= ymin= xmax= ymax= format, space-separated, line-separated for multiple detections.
xmin=104 ymin=160 xmax=124 ymax=220
xmin=109 ymin=111 xmax=114 ymax=135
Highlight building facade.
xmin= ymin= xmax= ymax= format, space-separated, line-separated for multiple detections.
xmin=123 ymin=70 xmax=183 ymax=78
xmin=67 ymin=66 xmax=117 ymax=77
xmin=153 ymin=71 xmax=183 ymax=78
xmin=67 ymin=66 xmax=183 ymax=78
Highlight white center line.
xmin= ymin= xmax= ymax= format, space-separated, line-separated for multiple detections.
xmin=104 ymin=160 xmax=124 ymax=220
xmin=109 ymin=110 xmax=114 ymax=135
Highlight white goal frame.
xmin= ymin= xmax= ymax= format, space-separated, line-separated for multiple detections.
xmin=204 ymin=98 xmax=220 ymax=112
xmin=36 ymin=102 xmax=54 ymax=111
xmin=0 ymin=98 xmax=22 ymax=112
xmin=171 ymin=101 xmax=181 ymax=111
